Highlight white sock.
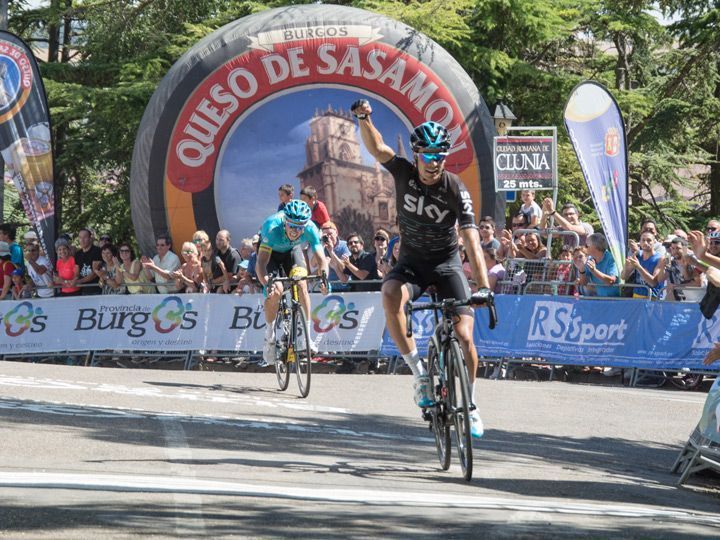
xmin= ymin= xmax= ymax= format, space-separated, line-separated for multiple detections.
xmin=265 ymin=323 xmax=274 ymax=340
xmin=402 ymin=349 xmax=426 ymax=378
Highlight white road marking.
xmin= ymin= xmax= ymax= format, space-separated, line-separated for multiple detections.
xmin=160 ymin=419 xmax=206 ymax=536
xmin=0 ymin=374 xmax=349 ymax=413
xmin=1 ymin=471 xmax=719 ymax=526
xmin=0 ymin=397 xmax=432 ymax=443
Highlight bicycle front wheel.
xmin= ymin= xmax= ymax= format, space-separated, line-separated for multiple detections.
xmin=448 ymin=339 xmax=473 ymax=481
xmin=293 ymin=306 xmax=312 ymax=398
xmin=427 ymin=340 xmax=451 ymax=471
xmin=274 ymin=311 xmax=290 ymax=391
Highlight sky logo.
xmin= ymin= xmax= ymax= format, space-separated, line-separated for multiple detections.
xmin=528 ymin=301 xmax=628 ymax=345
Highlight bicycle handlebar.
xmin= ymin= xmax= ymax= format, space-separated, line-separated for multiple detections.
xmin=267 ymin=270 xmax=329 ymax=292
xmin=404 ymin=289 xmax=497 ymax=338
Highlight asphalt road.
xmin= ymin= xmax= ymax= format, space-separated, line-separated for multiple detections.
xmin=0 ymin=361 xmax=718 ymax=538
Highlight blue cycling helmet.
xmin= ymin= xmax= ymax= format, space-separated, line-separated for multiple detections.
xmin=410 ymin=121 xmax=451 ymax=152
xmin=283 ymin=199 xmax=312 ymax=226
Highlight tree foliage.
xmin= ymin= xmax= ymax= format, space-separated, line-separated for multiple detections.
xmin=2 ymin=0 xmax=717 ymax=242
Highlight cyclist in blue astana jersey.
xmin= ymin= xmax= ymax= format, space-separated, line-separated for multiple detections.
xmin=256 ymin=200 xmax=330 ymax=364
xmin=351 ymin=98 xmax=492 ymax=439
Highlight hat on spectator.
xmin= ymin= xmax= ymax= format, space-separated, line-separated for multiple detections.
xmin=54 ymin=237 xmax=70 ymax=250
xmin=23 ymin=230 xmax=38 ymax=241
xmin=0 ymin=241 xmax=9 ymax=256
xmin=11 ymin=268 xmax=23 ymax=277
xmin=374 ymin=229 xmax=390 ymax=242
xmin=321 ymin=221 xmax=337 ymax=231
xmin=239 ymin=259 xmax=249 ymax=270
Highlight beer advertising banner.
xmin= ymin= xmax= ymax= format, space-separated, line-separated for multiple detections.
xmin=0 ymin=31 xmax=54 ymax=259
xmin=493 ymin=136 xmax=555 ymax=191
xmin=0 ymin=292 xmax=386 ymax=354
xmin=130 ymin=5 xmax=501 ymax=254
xmin=564 ymin=81 xmax=628 ymax=271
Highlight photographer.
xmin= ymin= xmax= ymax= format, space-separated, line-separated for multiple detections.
xmin=318 ymin=221 xmax=350 ymax=288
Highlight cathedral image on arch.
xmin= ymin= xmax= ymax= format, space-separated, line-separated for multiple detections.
xmin=297 ymin=106 xmax=403 ymax=238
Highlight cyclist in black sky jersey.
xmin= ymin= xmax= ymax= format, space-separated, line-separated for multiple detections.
xmin=351 ymin=98 xmax=493 ymax=438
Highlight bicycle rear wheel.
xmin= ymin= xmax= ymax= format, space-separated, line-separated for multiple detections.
xmin=427 ymin=340 xmax=451 ymax=471
xmin=448 ymin=339 xmax=473 ymax=481
xmin=274 ymin=311 xmax=290 ymax=391
xmin=293 ymin=306 xmax=312 ymax=398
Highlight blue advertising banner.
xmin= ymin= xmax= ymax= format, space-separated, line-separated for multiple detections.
xmin=381 ymin=295 xmax=720 ymax=371
xmin=564 ymin=81 xmax=627 ymax=271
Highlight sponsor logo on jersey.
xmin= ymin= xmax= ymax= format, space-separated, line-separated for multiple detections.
xmin=402 ymin=193 xmax=450 ymax=223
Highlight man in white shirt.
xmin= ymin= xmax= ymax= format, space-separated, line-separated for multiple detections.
xmin=141 ymin=234 xmax=180 ymax=293
xmin=24 ymin=243 xmax=54 ymax=297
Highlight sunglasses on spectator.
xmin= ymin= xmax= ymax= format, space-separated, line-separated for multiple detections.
xmin=119 ymin=248 xmax=130 ymax=253
xmin=374 ymin=236 xmax=387 ymax=242
xmin=416 ymin=152 xmax=448 ymax=164
xmin=347 ymin=240 xmax=362 ymax=245
xmin=707 ymin=227 xmax=718 ymax=232
xmin=192 ymin=239 xmax=205 ymax=244
xmin=182 ymin=249 xmax=195 ymax=254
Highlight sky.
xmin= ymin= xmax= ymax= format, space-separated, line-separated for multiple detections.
xmin=214 ymin=86 xmax=410 ymax=240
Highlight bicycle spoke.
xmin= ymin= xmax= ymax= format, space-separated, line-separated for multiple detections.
xmin=449 ymin=340 xmax=473 ymax=481
xmin=293 ymin=306 xmax=312 ymax=398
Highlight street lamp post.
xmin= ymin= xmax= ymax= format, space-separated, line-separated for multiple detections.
xmin=493 ymin=103 xmax=516 ymax=136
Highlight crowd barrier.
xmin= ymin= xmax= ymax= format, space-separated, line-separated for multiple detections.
xmin=380 ymin=294 xmax=720 ymax=371
xmin=2 ymin=291 xmax=719 ymax=372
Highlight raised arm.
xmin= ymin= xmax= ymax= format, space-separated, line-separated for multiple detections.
xmin=351 ymin=99 xmax=395 ymax=163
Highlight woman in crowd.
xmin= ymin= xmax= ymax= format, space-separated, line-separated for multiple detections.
xmin=171 ymin=241 xmax=208 ymax=293
xmin=53 ymin=238 xmax=81 ymax=297
xmin=96 ymin=244 xmax=126 ymax=295
xmin=192 ymin=230 xmax=214 ymax=286
xmin=117 ymin=242 xmax=153 ymax=294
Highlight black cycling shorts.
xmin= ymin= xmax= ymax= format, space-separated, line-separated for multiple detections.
xmin=385 ymin=251 xmax=472 ymax=315
xmin=266 ymin=245 xmax=307 ymax=277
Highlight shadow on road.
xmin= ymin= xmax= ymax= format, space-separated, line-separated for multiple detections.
xmin=0 ymin=396 xmax=717 ymax=515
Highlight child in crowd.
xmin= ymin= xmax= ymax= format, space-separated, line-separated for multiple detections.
xmin=11 ymin=269 xmax=32 ymax=299
xmin=519 ymin=190 xmax=542 ymax=228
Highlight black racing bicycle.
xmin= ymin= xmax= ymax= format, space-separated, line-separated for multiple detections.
xmin=268 ymin=271 xmax=328 ymax=398
xmin=405 ymin=289 xmax=497 ymax=481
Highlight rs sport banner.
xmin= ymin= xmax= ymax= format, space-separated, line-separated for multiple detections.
xmin=381 ymin=295 xmax=720 ymax=371
xmin=0 ymin=31 xmax=54 ymax=259
xmin=130 ymin=4 xmax=502 ymax=255
xmin=0 ymin=293 xmax=385 ymax=354
xmin=564 ymin=81 xmax=627 ymax=271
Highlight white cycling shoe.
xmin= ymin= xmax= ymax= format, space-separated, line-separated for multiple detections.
xmin=261 ymin=340 xmax=276 ymax=366
xmin=413 ymin=376 xmax=434 ymax=408
xmin=469 ymin=409 xmax=484 ymax=439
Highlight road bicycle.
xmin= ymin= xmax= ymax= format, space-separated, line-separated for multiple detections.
xmin=267 ymin=270 xmax=328 ymax=398
xmin=405 ymin=290 xmax=497 ymax=481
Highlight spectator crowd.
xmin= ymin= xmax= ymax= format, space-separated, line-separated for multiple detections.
xmin=0 ymin=187 xmax=717 ymax=306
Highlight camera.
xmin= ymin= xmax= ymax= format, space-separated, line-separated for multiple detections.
xmin=321 ymin=234 xmax=330 ymax=244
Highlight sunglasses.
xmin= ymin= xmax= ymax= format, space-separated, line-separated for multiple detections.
xmin=182 ymin=249 xmax=195 ymax=254
xmin=707 ymin=227 xmax=718 ymax=232
xmin=374 ymin=236 xmax=387 ymax=242
xmin=347 ymin=240 xmax=361 ymax=245
xmin=192 ymin=239 xmax=205 ymax=244
xmin=286 ymin=222 xmax=306 ymax=231
xmin=417 ymin=152 xmax=448 ymax=164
